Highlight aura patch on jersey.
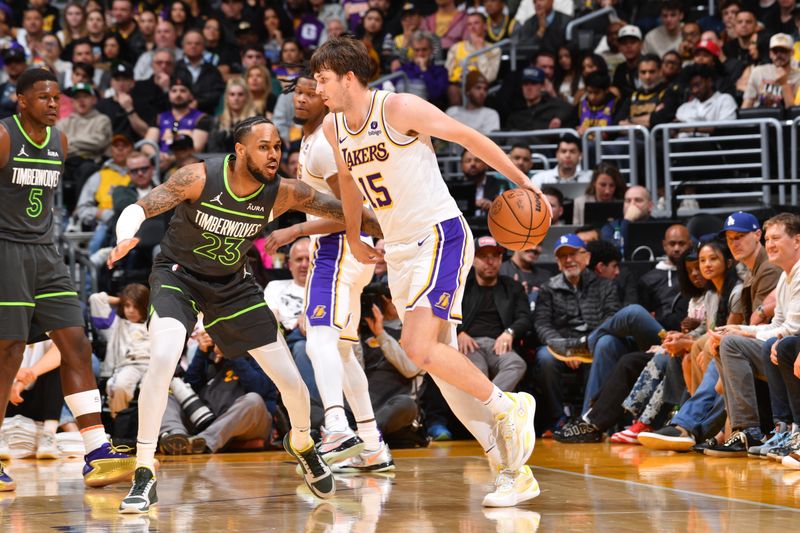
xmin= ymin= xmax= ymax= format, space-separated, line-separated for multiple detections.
xmin=304 ymin=232 xmax=347 ymax=329
xmin=405 ymin=216 xmax=472 ymax=322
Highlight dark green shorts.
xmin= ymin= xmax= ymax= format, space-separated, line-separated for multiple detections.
xmin=0 ymin=240 xmax=84 ymax=343
xmin=148 ymin=256 xmax=279 ymax=357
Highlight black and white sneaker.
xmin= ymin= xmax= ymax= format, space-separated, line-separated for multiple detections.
xmin=284 ymin=434 xmax=335 ymax=499
xmin=553 ymin=419 xmax=602 ymax=443
xmin=704 ymin=430 xmax=763 ymax=458
xmin=119 ymin=467 xmax=158 ymax=514
xmin=546 ymin=337 xmax=592 ymax=363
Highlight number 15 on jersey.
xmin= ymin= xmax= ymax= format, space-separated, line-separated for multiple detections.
xmin=357 ymin=172 xmax=393 ymax=210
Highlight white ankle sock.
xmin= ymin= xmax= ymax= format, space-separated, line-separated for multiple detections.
xmin=324 ymin=406 xmax=348 ymax=433
xmin=357 ymin=419 xmax=382 ymax=451
xmin=136 ymin=440 xmax=157 ymax=470
xmin=80 ymin=425 xmax=108 ymax=452
xmin=483 ymin=385 xmax=513 ymax=416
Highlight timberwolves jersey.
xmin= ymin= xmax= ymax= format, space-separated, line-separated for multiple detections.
xmin=159 ymin=155 xmax=280 ymax=277
xmin=0 ymin=115 xmax=64 ymax=244
xmin=333 ymin=90 xmax=461 ymax=244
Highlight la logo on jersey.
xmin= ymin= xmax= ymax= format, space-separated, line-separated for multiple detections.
xmin=311 ymin=305 xmax=327 ymax=319
xmin=435 ymin=292 xmax=451 ymax=309
xmin=17 ymin=144 xmax=28 ymax=157
xmin=367 ymin=121 xmax=380 ymax=136
xmin=209 ymin=192 xmax=224 ymax=205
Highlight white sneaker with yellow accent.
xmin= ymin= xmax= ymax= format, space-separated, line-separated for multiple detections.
xmin=494 ymin=392 xmax=536 ymax=471
xmin=482 ymin=465 xmax=540 ymax=508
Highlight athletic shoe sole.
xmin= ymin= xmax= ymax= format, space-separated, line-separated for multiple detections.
xmin=83 ymin=457 xmax=138 ymax=488
xmin=546 ymin=346 xmax=593 ymax=364
xmin=703 ymin=448 xmax=747 ymax=458
xmin=637 ymin=432 xmax=695 ymax=451
xmin=159 ymin=434 xmax=191 ymax=455
xmin=36 ymin=449 xmax=60 ymax=460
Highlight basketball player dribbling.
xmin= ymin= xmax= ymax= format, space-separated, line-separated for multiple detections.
xmin=265 ymin=70 xmax=393 ymax=472
xmin=310 ymin=37 xmax=551 ymax=507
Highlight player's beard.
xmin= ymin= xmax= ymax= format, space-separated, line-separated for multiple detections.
xmin=246 ymin=153 xmax=276 ymax=185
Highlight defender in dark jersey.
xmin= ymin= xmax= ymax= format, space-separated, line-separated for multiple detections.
xmin=0 ymin=69 xmax=135 ymax=492
xmin=108 ymin=116 xmax=382 ymax=513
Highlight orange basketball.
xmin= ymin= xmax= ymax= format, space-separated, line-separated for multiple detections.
xmin=487 ymin=188 xmax=551 ymax=251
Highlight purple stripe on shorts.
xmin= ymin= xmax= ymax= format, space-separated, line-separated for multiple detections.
xmin=305 ymin=233 xmax=345 ymax=328
xmin=410 ymin=216 xmax=468 ymax=321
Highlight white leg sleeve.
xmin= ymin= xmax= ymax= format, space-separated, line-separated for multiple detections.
xmin=137 ymin=313 xmax=187 ymax=469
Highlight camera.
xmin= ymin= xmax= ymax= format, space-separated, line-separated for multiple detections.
xmin=170 ymin=377 xmax=217 ymax=431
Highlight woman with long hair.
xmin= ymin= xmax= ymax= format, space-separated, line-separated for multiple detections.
xmin=261 ymin=7 xmax=285 ymax=65
xmin=272 ymin=38 xmax=304 ymax=88
xmin=101 ymin=32 xmax=130 ymax=64
xmin=574 ymin=52 xmax=619 ymax=102
xmin=572 ymin=162 xmax=627 ymax=225
xmin=355 ymin=8 xmax=385 ymax=79
xmin=83 ymin=8 xmax=107 ymax=64
xmin=166 ymin=0 xmax=194 ymax=43
xmin=246 ymin=64 xmax=277 ymax=117
xmin=57 ymin=2 xmax=87 ymax=51
xmin=555 ymin=45 xmax=582 ymax=104
xmin=208 ymin=77 xmax=259 ymax=153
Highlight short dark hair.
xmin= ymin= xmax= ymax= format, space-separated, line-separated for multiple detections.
xmin=720 ymin=0 xmax=742 ymax=10
xmin=16 ymin=68 xmax=58 ymax=95
xmin=557 ymin=133 xmax=581 ymax=152
xmin=585 ymin=71 xmax=610 ymax=90
xmin=639 ymin=53 xmax=662 ymax=68
xmin=72 ymin=61 xmax=95 ymax=79
xmin=587 ymin=239 xmax=622 ymax=270
xmin=233 ymin=116 xmax=274 ymax=145
xmin=660 ymin=0 xmax=684 ymax=12
xmin=764 ymin=212 xmax=800 ymax=238
xmin=510 ymin=143 xmax=532 ymax=154
xmin=71 ymin=38 xmax=92 ymax=50
xmin=309 ymin=36 xmax=374 ymax=87
xmin=541 ymin=186 xmax=564 ymax=206
xmin=684 ymin=63 xmax=715 ymax=81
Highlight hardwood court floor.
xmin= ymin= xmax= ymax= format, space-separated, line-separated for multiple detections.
xmin=2 ymin=439 xmax=799 ymax=532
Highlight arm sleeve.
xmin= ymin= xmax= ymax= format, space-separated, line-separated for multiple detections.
xmin=116 ymin=203 xmax=147 ymax=242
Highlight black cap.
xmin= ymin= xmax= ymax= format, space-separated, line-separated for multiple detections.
xmin=170 ymin=70 xmax=194 ymax=93
xmin=401 ymin=2 xmax=419 ymax=15
xmin=111 ymin=61 xmax=133 ymax=79
xmin=2 ymin=47 xmax=26 ymax=64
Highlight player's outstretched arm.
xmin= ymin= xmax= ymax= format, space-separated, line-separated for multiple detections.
xmin=384 ymin=93 xmax=552 ymax=218
xmin=107 ymin=163 xmax=206 ymax=268
xmin=272 ymin=178 xmax=382 ymax=239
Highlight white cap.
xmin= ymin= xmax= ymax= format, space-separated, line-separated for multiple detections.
xmin=617 ymin=25 xmax=642 ymax=41
xmin=769 ymin=33 xmax=794 ymax=50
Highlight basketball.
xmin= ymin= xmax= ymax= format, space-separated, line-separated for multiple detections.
xmin=487 ymin=188 xmax=551 ymax=251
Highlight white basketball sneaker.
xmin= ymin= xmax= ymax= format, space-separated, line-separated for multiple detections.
xmin=482 ymin=465 xmax=541 ymax=508
xmin=494 ymin=392 xmax=536 ymax=471
xmin=331 ymin=442 xmax=395 ymax=473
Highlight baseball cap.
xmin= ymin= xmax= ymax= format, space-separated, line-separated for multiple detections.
xmin=770 ymin=33 xmax=794 ymax=50
xmin=721 ymin=212 xmax=760 ymax=234
xmin=554 ymin=234 xmax=586 ymax=254
xmin=2 ymin=47 xmax=26 ymax=64
xmin=111 ymin=133 xmax=133 ymax=146
xmin=170 ymin=71 xmax=194 ymax=93
xmin=521 ymin=67 xmax=545 ymax=84
xmin=694 ymin=39 xmax=721 ymax=58
xmin=68 ymin=82 xmax=96 ymax=97
xmin=401 ymin=2 xmax=419 ymax=15
xmin=111 ymin=61 xmax=133 ymax=79
xmin=474 ymin=235 xmax=504 ymax=253
xmin=617 ymin=25 xmax=643 ymax=41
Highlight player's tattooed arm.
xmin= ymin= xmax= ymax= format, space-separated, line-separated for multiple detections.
xmin=274 ymin=178 xmax=383 ymax=239
xmin=136 ymin=163 xmax=205 ymax=217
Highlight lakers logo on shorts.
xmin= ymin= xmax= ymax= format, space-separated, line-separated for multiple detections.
xmin=311 ymin=305 xmax=327 ymax=319
xmin=434 ymin=292 xmax=451 ymax=310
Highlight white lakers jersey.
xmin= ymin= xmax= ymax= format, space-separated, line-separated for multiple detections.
xmin=298 ymin=124 xmax=338 ymax=226
xmin=334 ymin=90 xmax=462 ymax=244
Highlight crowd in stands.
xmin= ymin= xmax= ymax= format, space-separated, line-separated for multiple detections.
xmin=2 ymin=0 xmax=800 ymax=477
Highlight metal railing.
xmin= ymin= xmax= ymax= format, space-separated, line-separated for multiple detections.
xmin=565 ymin=7 xmax=618 ymax=41
xmin=439 ymin=128 xmax=578 ymax=180
xmin=370 ymin=70 xmax=409 ymax=90
xmin=790 ymin=116 xmax=800 ymax=205
xmin=459 ymin=39 xmax=509 ymax=104
xmin=581 ymin=125 xmax=651 ymax=187
xmin=650 ymin=118 xmax=785 ymax=214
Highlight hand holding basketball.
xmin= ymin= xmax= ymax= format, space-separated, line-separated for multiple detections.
xmin=488 ymin=189 xmax=551 ymax=251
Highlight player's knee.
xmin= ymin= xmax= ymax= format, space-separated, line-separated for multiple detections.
xmin=402 ymin=338 xmax=433 ymax=367
xmin=0 ymin=340 xmax=25 ymax=365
